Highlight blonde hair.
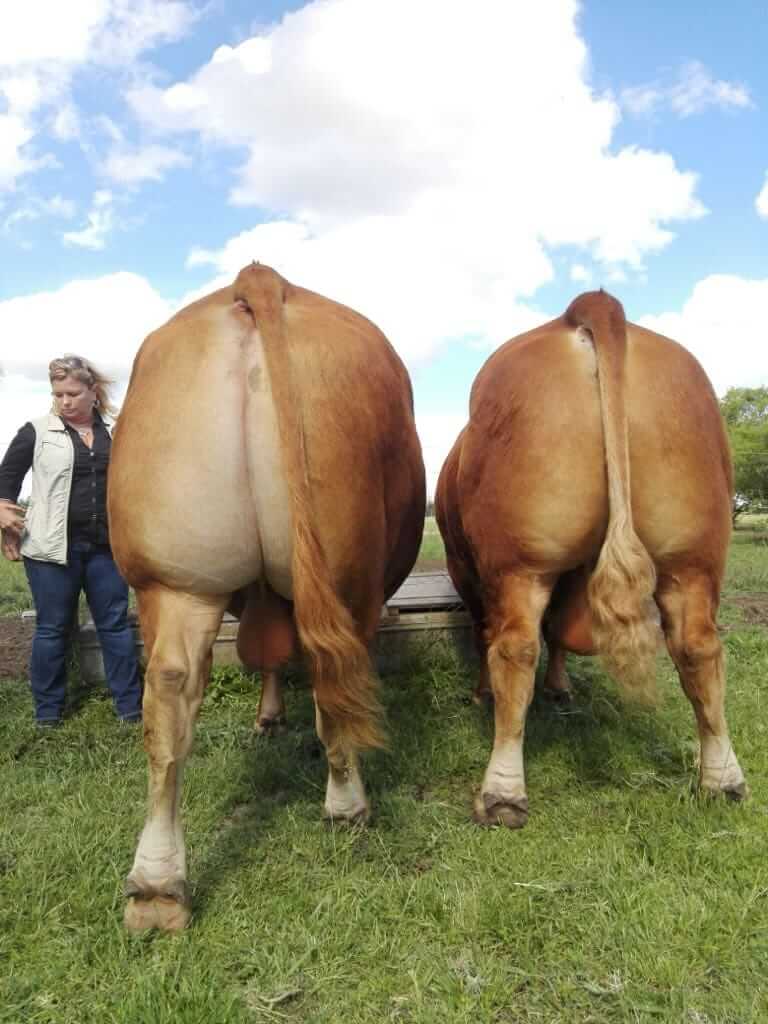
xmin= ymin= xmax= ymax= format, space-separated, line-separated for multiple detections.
xmin=49 ymin=355 xmax=119 ymax=419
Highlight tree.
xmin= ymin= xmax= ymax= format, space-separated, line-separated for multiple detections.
xmin=720 ymin=387 xmax=768 ymax=512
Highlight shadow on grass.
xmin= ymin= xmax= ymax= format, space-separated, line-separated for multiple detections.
xmin=190 ymin=666 xmax=333 ymax=918
xmin=184 ymin=636 xmax=696 ymax=921
xmin=378 ymin=637 xmax=695 ymax=818
xmin=526 ymin=666 xmax=691 ymax=791
xmin=189 ymin=647 xmax=465 ymax=918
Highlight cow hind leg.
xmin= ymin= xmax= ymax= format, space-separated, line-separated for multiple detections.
xmin=475 ymin=574 xmax=554 ymax=829
xmin=656 ymin=571 xmax=747 ymax=800
xmin=541 ymin=635 xmax=572 ymax=703
xmin=304 ymin=589 xmax=384 ymax=824
xmin=315 ymin=698 xmax=369 ymax=823
xmin=255 ymin=671 xmax=286 ymax=735
xmin=124 ymin=588 xmax=228 ymax=932
xmin=471 ymin=625 xmax=493 ymax=706
xmin=236 ymin=585 xmax=295 ymax=735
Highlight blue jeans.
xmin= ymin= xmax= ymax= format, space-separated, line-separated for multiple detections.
xmin=24 ymin=541 xmax=142 ymax=723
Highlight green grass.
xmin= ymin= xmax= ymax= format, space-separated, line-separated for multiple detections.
xmin=726 ymin=515 xmax=768 ymax=593
xmin=415 ymin=516 xmax=446 ymax=569
xmin=1 ymin=522 xmax=767 ymax=1023
xmin=0 ymin=558 xmax=31 ymax=616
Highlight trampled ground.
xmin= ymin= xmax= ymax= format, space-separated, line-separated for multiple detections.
xmin=0 ymin=617 xmax=34 ymax=681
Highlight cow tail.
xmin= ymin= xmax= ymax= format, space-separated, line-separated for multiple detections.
xmin=564 ymin=291 xmax=659 ymax=702
xmin=233 ymin=263 xmax=384 ymax=751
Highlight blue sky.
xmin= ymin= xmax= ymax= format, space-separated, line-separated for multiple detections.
xmin=1 ymin=0 xmax=766 ymax=492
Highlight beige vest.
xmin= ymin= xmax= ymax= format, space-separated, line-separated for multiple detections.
xmin=21 ymin=414 xmax=112 ymax=565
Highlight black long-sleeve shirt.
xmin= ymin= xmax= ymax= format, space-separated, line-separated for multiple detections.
xmin=0 ymin=416 xmax=112 ymax=547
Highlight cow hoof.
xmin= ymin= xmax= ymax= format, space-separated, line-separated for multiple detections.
xmin=725 ymin=781 xmax=749 ymax=801
xmin=123 ymin=877 xmax=192 ymax=933
xmin=701 ymin=780 xmax=749 ymax=802
xmin=323 ymin=801 xmax=370 ymax=826
xmin=473 ymin=793 xmax=529 ymax=829
xmin=724 ymin=782 xmax=749 ymax=802
xmin=254 ymin=714 xmax=287 ymax=737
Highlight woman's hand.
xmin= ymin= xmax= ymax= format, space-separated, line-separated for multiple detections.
xmin=0 ymin=501 xmax=25 ymax=533
xmin=1 ymin=528 xmax=22 ymax=561
xmin=0 ymin=503 xmax=24 ymax=560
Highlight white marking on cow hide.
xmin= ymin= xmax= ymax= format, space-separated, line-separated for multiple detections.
xmin=130 ymin=810 xmax=187 ymax=889
xmin=481 ymin=738 xmax=527 ymax=802
xmin=700 ymin=734 xmax=745 ymax=793
xmin=324 ymin=762 xmax=369 ymax=820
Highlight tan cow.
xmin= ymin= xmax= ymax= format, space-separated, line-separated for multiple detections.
xmin=436 ymin=290 xmax=747 ymax=829
xmin=109 ymin=263 xmax=425 ymax=930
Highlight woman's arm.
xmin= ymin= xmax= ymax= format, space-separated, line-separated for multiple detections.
xmin=0 ymin=423 xmax=34 ymax=558
xmin=0 ymin=422 xmax=35 ymax=503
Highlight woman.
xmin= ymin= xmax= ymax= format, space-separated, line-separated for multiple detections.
xmin=0 ymin=355 xmax=142 ymax=727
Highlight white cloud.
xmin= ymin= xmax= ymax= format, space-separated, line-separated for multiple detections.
xmin=62 ymin=216 xmax=110 ymax=250
xmin=130 ymin=0 xmax=704 ymax=370
xmin=103 ymin=144 xmax=190 ymax=185
xmin=416 ymin=412 xmax=470 ymax=498
xmin=0 ymin=115 xmax=40 ymax=189
xmin=619 ymin=85 xmax=659 ymax=118
xmin=756 ymin=174 xmax=768 ymax=219
xmin=94 ymin=115 xmax=125 ymax=145
xmin=570 ymin=264 xmax=592 ymax=283
xmin=671 ymin=62 xmax=752 ymax=117
xmin=0 ymin=75 xmax=46 ymax=117
xmin=90 ymin=0 xmax=196 ymax=63
xmin=0 ymin=271 xmax=171 ymax=380
xmin=0 ymin=1 xmax=107 ymax=65
xmin=3 ymin=194 xmax=76 ymax=234
xmin=185 ymin=218 xmax=553 ymax=366
xmin=0 ymin=0 xmax=198 ymax=192
xmin=44 ymin=195 xmax=76 ymax=218
xmin=63 ymin=191 xmax=115 ymax=249
xmin=638 ymin=274 xmax=768 ymax=397
xmin=0 ymin=272 xmax=173 ymax=470
xmin=622 ymin=61 xmax=753 ymax=119
xmin=0 ymin=375 xmax=55 ymax=482
xmin=52 ymin=105 xmax=81 ymax=142
xmin=0 ymin=0 xmax=195 ymax=68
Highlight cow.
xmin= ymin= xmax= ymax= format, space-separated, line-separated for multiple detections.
xmin=435 ymin=289 xmax=747 ymax=829
xmin=109 ymin=263 xmax=425 ymax=931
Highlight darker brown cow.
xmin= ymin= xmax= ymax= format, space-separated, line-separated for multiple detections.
xmin=109 ymin=264 xmax=425 ymax=930
xmin=436 ymin=290 xmax=746 ymax=828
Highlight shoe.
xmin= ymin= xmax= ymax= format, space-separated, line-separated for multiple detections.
xmin=119 ymin=713 xmax=142 ymax=724
xmin=36 ymin=718 xmax=62 ymax=729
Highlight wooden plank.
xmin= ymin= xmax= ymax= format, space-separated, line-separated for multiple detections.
xmin=386 ymin=571 xmax=462 ymax=612
xmin=217 ymin=572 xmax=464 ymax=621
xmin=76 ymin=570 xmax=474 ymax=684
xmin=80 ymin=573 xmax=466 ymax=636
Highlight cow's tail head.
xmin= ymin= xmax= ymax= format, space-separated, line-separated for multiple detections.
xmin=233 ymin=262 xmax=385 ymax=751
xmin=565 ymin=291 xmax=659 ymax=703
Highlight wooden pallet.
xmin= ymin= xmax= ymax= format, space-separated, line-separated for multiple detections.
xmin=77 ymin=573 xmax=473 ymax=683
xmin=379 ymin=571 xmax=469 ymax=635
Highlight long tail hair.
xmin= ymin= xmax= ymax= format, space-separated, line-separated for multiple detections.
xmin=565 ymin=291 xmax=659 ymax=702
xmin=233 ymin=263 xmax=384 ymax=750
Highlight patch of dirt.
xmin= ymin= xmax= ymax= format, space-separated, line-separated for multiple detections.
xmin=727 ymin=593 xmax=768 ymax=629
xmin=0 ymin=616 xmax=34 ymax=681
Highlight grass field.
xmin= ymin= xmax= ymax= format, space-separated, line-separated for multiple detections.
xmin=1 ymin=517 xmax=767 ymax=1023
xmin=0 ymin=556 xmax=31 ymax=616
xmin=414 ymin=516 xmax=446 ymax=570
